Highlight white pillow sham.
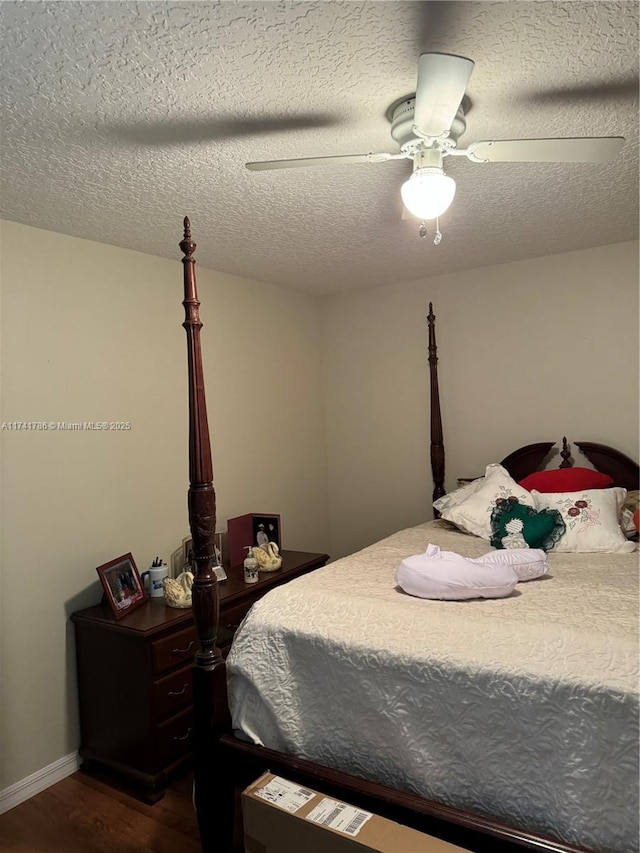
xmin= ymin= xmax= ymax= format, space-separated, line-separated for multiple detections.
xmin=434 ymin=463 xmax=535 ymax=540
xmin=531 ymin=488 xmax=635 ymax=553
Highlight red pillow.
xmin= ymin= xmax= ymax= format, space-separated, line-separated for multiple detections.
xmin=518 ymin=467 xmax=614 ymax=493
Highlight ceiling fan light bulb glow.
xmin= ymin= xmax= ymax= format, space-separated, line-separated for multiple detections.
xmin=401 ymin=168 xmax=456 ymax=220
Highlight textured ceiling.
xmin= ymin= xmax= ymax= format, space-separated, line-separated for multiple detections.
xmin=1 ymin=1 xmax=638 ymax=295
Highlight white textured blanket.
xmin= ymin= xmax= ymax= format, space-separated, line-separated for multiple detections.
xmin=227 ymin=521 xmax=639 ymax=852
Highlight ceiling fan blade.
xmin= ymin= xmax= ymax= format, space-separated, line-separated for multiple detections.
xmin=246 ymin=152 xmax=398 ymax=171
xmin=466 ymin=137 xmax=625 ymax=164
xmin=517 ymin=77 xmax=639 ymax=107
xmin=413 ymin=52 xmax=474 ymax=138
xmin=106 ymin=114 xmax=339 ymax=146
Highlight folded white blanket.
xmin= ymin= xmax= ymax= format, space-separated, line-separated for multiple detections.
xmin=395 ymin=543 xmax=549 ymax=600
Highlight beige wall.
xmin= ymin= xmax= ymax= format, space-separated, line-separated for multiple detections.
xmin=323 ymin=241 xmax=639 ymax=559
xmin=0 ymin=221 xmax=329 ymax=788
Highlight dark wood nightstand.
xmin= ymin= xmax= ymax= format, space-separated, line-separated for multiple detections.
xmin=71 ymin=549 xmax=329 ymax=801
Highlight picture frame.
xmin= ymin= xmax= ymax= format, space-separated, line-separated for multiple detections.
xmin=182 ymin=536 xmax=194 ymax=566
xmin=214 ymin=532 xmax=225 ymax=569
xmin=252 ymin=515 xmax=281 ymax=549
xmin=227 ymin=513 xmax=281 ymax=568
xmin=96 ymin=553 xmax=146 ymax=620
xmin=182 ymin=533 xmax=226 ymax=581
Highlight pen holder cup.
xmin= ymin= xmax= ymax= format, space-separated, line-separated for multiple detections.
xmin=141 ymin=565 xmax=169 ymax=598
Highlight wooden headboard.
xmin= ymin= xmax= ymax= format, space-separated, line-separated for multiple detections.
xmin=500 ymin=436 xmax=639 ymax=490
xmin=572 ymin=441 xmax=639 ymax=491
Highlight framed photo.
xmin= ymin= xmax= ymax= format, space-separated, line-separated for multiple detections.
xmin=96 ymin=553 xmax=146 ymax=620
xmin=182 ymin=533 xmax=226 ymax=581
xmin=214 ymin=532 xmax=224 ymax=568
xmin=227 ymin=513 xmax=281 ymax=567
xmin=182 ymin=536 xmax=195 ymax=567
xmin=252 ymin=515 xmax=281 ymax=550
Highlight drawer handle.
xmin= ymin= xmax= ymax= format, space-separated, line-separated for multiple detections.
xmin=173 ymin=727 xmax=192 ymax=742
xmin=171 ymin=641 xmax=194 ymax=656
xmin=167 ymin=683 xmax=188 ymax=697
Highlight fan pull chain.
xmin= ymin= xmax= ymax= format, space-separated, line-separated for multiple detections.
xmin=417 ymin=219 xmax=443 ymax=245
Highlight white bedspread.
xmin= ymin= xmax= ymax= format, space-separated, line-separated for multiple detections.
xmin=227 ymin=521 xmax=639 ymax=853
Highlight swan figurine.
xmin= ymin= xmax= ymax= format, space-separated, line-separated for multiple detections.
xmin=251 ymin=541 xmax=283 ymax=572
xmin=163 ymin=570 xmax=194 ymax=608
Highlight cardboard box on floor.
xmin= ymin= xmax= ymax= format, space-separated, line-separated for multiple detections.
xmin=242 ymin=772 xmax=470 ymax=853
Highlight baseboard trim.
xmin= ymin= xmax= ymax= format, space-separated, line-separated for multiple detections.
xmin=0 ymin=751 xmax=81 ymax=814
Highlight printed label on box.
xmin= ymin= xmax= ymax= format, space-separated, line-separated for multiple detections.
xmin=253 ymin=775 xmax=316 ymax=814
xmin=306 ymin=797 xmax=374 ymax=836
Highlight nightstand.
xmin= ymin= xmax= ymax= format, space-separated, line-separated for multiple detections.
xmin=71 ymin=549 xmax=329 ymax=801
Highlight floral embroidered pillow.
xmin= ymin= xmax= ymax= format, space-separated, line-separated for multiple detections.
xmin=434 ymin=463 xmax=535 ymax=540
xmin=531 ymin=488 xmax=635 ymax=553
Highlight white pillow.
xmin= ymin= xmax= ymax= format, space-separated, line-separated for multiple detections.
xmin=531 ymin=488 xmax=635 ymax=553
xmin=395 ymin=544 xmax=518 ymax=600
xmin=434 ymin=463 xmax=536 ymax=540
xmin=472 ymin=548 xmax=549 ymax=582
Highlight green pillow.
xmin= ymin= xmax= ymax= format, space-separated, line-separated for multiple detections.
xmin=490 ymin=498 xmax=565 ymax=551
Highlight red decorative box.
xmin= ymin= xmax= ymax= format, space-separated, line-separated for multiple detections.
xmin=227 ymin=513 xmax=281 ymax=568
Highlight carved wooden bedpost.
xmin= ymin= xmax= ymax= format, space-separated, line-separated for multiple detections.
xmin=427 ymin=303 xmax=445 ymax=507
xmin=180 ymin=216 xmax=219 ymax=670
xmin=180 ymin=218 xmax=231 ymax=851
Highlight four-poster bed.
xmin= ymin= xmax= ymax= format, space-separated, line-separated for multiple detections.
xmin=179 ymin=220 xmax=638 ymax=853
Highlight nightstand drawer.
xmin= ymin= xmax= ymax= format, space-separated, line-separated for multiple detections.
xmin=152 ymin=626 xmax=197 ymax=675
xmin=157 ymin=707 xmax=193 ymax=766
xmin=153 ymin=664 xmax=193 ymax=719
xmin=219 ymin=600 xmax=253 ymax=639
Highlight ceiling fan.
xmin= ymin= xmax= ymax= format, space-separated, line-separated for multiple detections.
xmin=246 ymin=53 xmax=625 ymax=232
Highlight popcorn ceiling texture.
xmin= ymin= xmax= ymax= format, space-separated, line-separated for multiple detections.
xmin=0 ymin=1 xmax=637 ymax=294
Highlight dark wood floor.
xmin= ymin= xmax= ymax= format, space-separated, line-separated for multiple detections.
xmin=0 ymin=770 xmax=201 ymax=853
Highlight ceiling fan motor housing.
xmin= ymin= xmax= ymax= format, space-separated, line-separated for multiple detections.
xmin=389 ymin=97 xmax=467 ymax=152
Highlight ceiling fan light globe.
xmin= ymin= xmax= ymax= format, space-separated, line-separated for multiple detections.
xmin=401 ymin=168 xmax=456 ymax=220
